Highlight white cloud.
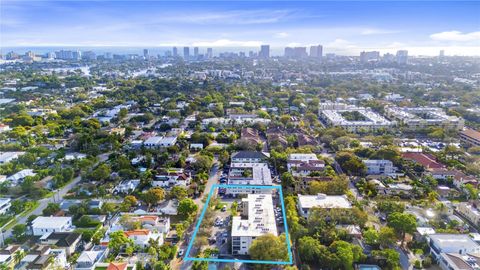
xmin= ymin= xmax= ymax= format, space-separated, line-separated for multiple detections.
xmin=274 ymin=32 xmax=289 ymax=38
xmin=326 ymin=39 xmax=357 ymax=49
xmin=360 ymin=28 xmax=399 ymax=35
xmin=191 ymin=39 xmax=262 ymax=47
xmin=430 ymin=31 xmax=480 ymax=42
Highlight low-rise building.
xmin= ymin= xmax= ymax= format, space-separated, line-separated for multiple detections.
xmin=460 ymin=128 xmax=480 ymax=147
xmin=297 ymin=193 xmax=351 ymax=218
xmin=0 ymin=152 xmax=25 ymax=164
xmin=457 ymin=202 xmax=480 ymax=227
xmin=385 ymin=106 xmax=464 ymax=130
xmin=231 ymin=151 xmax=269 ymax=163
xmin=227 ymin=163 xmax=272 ymax=194
xmin=231 ymin=194 xmax=277 ymax=255
xmin=31 ymin=216 xmax=73 ymax=236
xmin=153 ymin=170 xmax=191 ymax=188
xmin=363 ymin=160 xmax=396 ymax=175
xmin=429 ymin=234 xmax=480 ymax=261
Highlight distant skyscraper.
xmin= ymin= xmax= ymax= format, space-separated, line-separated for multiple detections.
xmin=259 ymin=45 xmax=270 ymax=58
xmin=207 ymin=48 xmax=213 ymax=58
xmin=396 ymin=50 xmax=408 ymax=64
xmin=309 ymin=45 xmax=323 ymax=59
xmin=173 ymin=47 xmax=178 ymax=57
xmin=360 ymin=51 xmax=380 ymax=63
xmin=285 ymin=47 xmax=307 ymax=58
xmin=439 ymin=50 xmax=445 ymax=60
xmin=143 ymin=49 xmax=149 ymax=58
xmin=82 ymin=51 xmax=96 ymax=60
xmin=194 ymin=47 xmax=199 ymax=58
xmin=183 ymin=47 xmax=190 ymax=59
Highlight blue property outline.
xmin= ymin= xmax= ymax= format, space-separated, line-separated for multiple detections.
xmin=184 ymin=184 xmax=293 ymax=265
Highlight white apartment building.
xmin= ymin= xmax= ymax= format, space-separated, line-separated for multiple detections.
xmin=124 ymin=229 xmax=163 ymax=248
xmin=31 ymin=216 xmax=73 ymax=236
xmin=385 ymin=106 xmax=464 ymax=130
xmin=319 ymin=102 xmax=394 ymax=132
xmin=363 ymin=159 xmax=396 ymax=175
xmin=297 ymin=193 xmax=352 ymax=218
xmin=231 ymin=194 xmax=278 ymax=255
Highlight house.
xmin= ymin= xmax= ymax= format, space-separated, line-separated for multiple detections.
xmin=231 ymin=151 xmax=269 ymax=163
xmin=39 ymin=232 xmax=81 ymax=256
xmin=429 ymin=234 xmax=480 ymax=261
xmin=0 ymin=124 xmax=10 ymax=133
xmin=124 ymin=229 xmax=163 ymax=248
xmin=363 ymin=160 xmax=396 ymax=175
xmin=143 ymin=136 xmax=163 ymax=148
xmin=158 ymin=136 xmax=177 ymax=147
xmin=130 ymin=216 xmax=170 ymax=234
xmin=31 ymin=216 xmax=73 ymax=236
xmin=94 ymin=262 xmax=137 ymax=270
xmin=0 ymin=198 xmax=11 ymax=215
xmin=75 ymin=246 xmax=108 ymax=270
xmin=153 ymin=170 xmax=191 ymax=188
xmin=88 ymin=200 xmax=103 ymax=210
xmin=240 ymin=128 xmax=262 ymax=145
xmin=402 ymin=152 xmax=446 ymax=170
xmin=0 ymin=246 xmax=22 ymax=269
xmin=64 ymin=153 xmax=87 ymax=161
xmin=296 ymin=133 xmax=319 ymax=147
xmin=7 ymin=169 xmax=36 ymax=184
xmin=429 ymin=168 xmax=478 ymax=189
xmin=114 ymin=179 xmax=140 ymax=194
xmin=26 ymin=254 xmax=54 ymax=270
xmin=297 ymin=193 xmax=351 ymax=218
xmin=0 ymin=152 xmax=25 ymax=164
xmin=59 ymin=199 xmax=82 ymax=212
xmin=287 ymin=153 xmax=325 ymax=177
xmin=190 ymin=143 xmax=204 ymax=150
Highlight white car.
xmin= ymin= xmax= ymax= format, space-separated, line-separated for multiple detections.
xmin=178 ymin=249 xmax=184 ymax=257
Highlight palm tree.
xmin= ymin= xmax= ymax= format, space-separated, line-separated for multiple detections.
xmin=13 ymin=249 xmax=25 ymax=265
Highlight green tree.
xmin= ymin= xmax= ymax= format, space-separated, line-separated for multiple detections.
xmin=178 ymin=198 xmax=198 ymax=217
xmin=42 ymin=203 xmax=60 ymax=216
xmin=89 ymin=164 xmax=111 ymax=181
xmin=372 ymin=249 xmax=401 ymax=270
xmin=363 ymin=228 xmax=379 ymax=246
xmin=298 ymin=236 xmax=325 ymax=263
xmin=142 ymin=187 xmax=165 ymax=207
xmin=12 ymin=224 xmax=27 ymax=242
xmin=387 ymin=212 xmax=417 ymax=247
xmin=108 ymin=231 xmax=133 ymax=254
xmin=249 ymin=234 xmax=288 ymax=263
xmin=169 ymin=186 xmax=188 ymax=200
xmin=379 ymin=226 xmax=397 ymax=247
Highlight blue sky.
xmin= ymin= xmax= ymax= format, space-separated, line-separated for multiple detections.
xmin=1 ymin=1 xmax=479 ymax=55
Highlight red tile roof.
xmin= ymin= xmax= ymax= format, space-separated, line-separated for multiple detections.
xmin=402 ymin=152 xmax=445 ymax=169
xmin=106 ymin=262 xmax=128 ymax=270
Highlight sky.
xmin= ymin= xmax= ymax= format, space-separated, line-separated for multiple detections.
xmin=1 ymin=1 xmax=479 ymax=56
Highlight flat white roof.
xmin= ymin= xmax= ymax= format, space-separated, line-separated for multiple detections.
xmin=31 ymin=216 xmax=72 ymax=229
xmin=298 ymin=193 xmax=351 ymax=209
xmin=231 ymin=194 xmax=278 ymax=237
xmin=144 ymin=136 xmax=163 ymax=144
xmin=288 ymin=153 xmax=318 ymax=161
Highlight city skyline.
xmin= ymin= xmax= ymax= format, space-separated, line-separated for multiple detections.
xmin=1 ymin=1 xmax=479 ymax=56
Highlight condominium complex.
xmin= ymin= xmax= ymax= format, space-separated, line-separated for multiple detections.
xmin=459 ymin=128 xmax=480 ymax=147
xmin=319 ymin=102 xmax=394 ymax=132
xmin=231 ymin=194 xmax=278 ymax=255
xmin=363 ymin=159 xmax=396 ymax=175
xmin=385 ymin=106 xmax=464 ymax=130
xmin=287 ymin=153 xmax=325 ymax=176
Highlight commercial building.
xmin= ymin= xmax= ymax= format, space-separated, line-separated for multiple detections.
xmin=231 ymin=194 xmax=277 ymax=255
xmin=363 ymin=160 xmax=396 ymax=175
xmin=385 ymin=106 xmax=464 ymax=130
xmin=319 ymin=102 xmax=394 ymax=132
xmin=360 ymin=51 xmax=380 ymax=63
xmin=297 ymin=193 xmax=351 ymax=218
xmin=31 ymin=216 xmax=73 ymax=236
xmin=183 ymin=47 xmax=190 ymax=59
xmin=459 ymin=128 xmax=480 ymax=147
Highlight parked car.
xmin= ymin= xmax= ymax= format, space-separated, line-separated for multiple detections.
xmin=178 ymin=249 xmax=184 ymax=257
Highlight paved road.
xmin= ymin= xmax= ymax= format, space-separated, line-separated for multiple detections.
xmin=170 ymin=162 xmax=220 ymax=270
xmin=1 ymin=153 xmax=110 ymax=243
